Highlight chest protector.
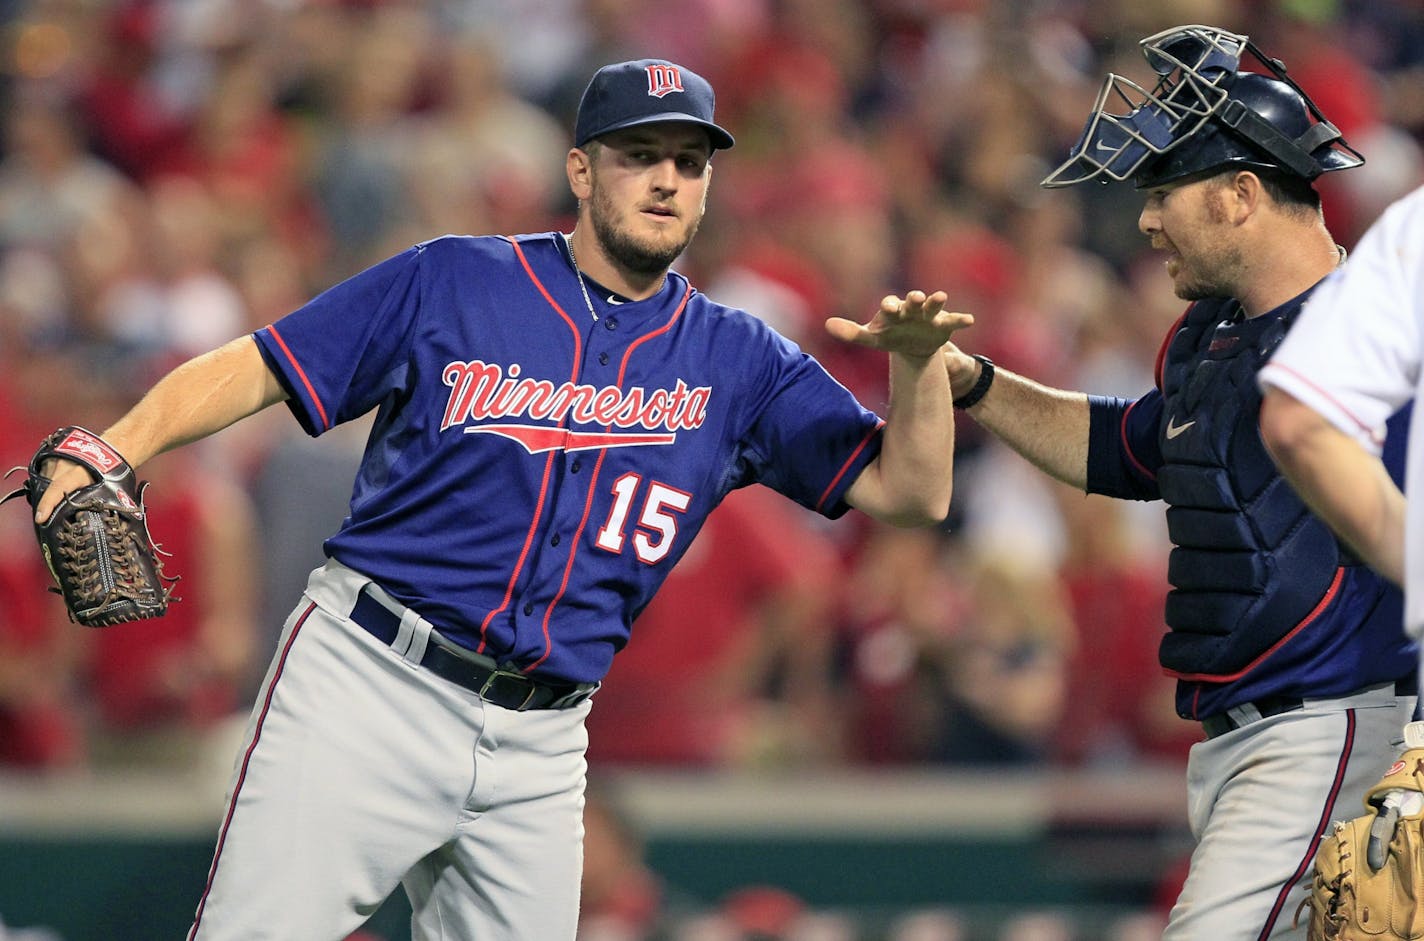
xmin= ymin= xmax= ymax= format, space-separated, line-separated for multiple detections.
xmin=1156 ymin=295 xmax=1344 ymax=677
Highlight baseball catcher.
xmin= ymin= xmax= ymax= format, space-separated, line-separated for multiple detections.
xmin=1 ymin=426 xmax=176 ymax=627
xmin=1304 ymin=724 xmax=1424 ymax=939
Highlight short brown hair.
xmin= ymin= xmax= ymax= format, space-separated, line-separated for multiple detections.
xmin=1252 ymin=166 xmax=1322 ymax=213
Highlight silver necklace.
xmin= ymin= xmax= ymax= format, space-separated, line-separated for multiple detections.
xmin=563 ymin=232 xmax=598 ymax=322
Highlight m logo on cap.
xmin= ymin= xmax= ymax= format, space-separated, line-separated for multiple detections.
xmin=645 ymin=64 xmax=684 ymax=98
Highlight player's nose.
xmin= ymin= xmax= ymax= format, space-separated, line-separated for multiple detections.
xmin=649 ymin=158 xmax=680 ymax=193
xmin=1138 ymin=205 xmax=1161 ymax=237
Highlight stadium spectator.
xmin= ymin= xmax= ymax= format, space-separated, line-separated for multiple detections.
xmin=0 ymin=91 xmax=140 ymax=256
xmin=402 ymin=36 xmax=571 ymax=239
xmin=73 ymin=0 xmax=194 ymax=182
xmin=929 ymin=550 xmax=1074 ymax=766
xmin=838 ymin=525 xmax=962 ymax=765
xmin=1051 ymin=487 xmax=1194 ymax=766
xmin=586 ymin=486 xmax=845 ymax=768
xmin=82 ymin=447 xmax=260 ymax=771
xmin=577 ymin=784 xmax=667 ymax=941
xmin=0 ymin=515 xmax=83 ymax=771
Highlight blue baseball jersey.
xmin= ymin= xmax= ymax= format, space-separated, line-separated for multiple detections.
xmin=253 ymin=233 xmax=884 ymax=684
xmin=1084 ymin=288 xmax=1416 ymax=720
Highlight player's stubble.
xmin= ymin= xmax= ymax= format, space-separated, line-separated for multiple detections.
xmin=586 ymin=166 xmax=708 ymax=276
xmin=1163 ymin=179 xmax=1247 ymax=302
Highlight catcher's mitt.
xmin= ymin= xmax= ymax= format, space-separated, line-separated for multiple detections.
xmin=1 ymin=426 xmax=177 ymax=627
xmin=1304 ymin=745 xmax=1424 ymax=940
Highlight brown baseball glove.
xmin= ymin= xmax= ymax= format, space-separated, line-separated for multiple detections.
xmin=1303 ymin=746 xmax=1424 ymax=940
xmin=1 ymin=426 xmax=177 ymax=627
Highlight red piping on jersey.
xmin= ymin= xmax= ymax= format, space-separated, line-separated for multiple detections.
xmin=1255 ymin=709 xmax=1356 ymax=941
xmin=817 ymin=420 xmax=885 ymax=512
xmin=1154 ymin=306 xmax=1191 ymax=390
xmin=188 ymin=602 xmax=315 ymax=940
xmin=1119 ymin=398 xmax=1156 ymax=482
xmin=527 ymin=283 xmax=694 ymax=673
xmin=478 ymin=238 xmax=583 ymax=656
xmin=1261 ymin=361 xmax=1383 ymax=445
xmin=265 ymin=323 xmax=331 ymax=432
xmin=1166 ymin=566 xmax=1345 ymax=684
xmin=1129 ymin=305 xmax=1191 ymax=480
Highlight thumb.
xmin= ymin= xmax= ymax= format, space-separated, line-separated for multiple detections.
xmin=824 ymin=316 xmax=867 ymax=345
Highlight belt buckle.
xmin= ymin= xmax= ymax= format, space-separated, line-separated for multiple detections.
xmin=479 ymin=668 xmax=539 ymax=711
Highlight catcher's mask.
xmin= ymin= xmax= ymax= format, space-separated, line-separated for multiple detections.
xmin=1041 ymin=24 xmax=1363 ymax=190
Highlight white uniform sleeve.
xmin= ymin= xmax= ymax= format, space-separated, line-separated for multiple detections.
xmin=1259 ymin=186 xmax=1424 ymax=454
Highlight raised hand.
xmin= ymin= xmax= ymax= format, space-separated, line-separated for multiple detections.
xmin=824 ymin=290 xmax=974 ymax=359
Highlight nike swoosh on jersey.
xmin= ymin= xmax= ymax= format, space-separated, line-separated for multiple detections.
xmin=1165 ymin=416 xmax=1196 ymax=439
xmin=607 ymin=294 xmax=625 ymax=305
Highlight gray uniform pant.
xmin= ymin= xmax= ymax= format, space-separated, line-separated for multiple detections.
xmin=189 ymin=559 xmax=591 ymax=941
xmin=1165 ymin=683 xmax=1414 ymax=940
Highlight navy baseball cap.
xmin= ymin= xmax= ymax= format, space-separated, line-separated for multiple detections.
xmin=574 ymin=59 xmax=735 ymax=151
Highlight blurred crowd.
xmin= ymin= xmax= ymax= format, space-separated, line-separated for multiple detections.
xmin=2 ymin=0 xmax=1422 ymax=788
xmin=6 ymin=0 xmax=1423 ymax=938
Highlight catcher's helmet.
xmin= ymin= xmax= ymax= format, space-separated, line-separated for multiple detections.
xmin=1042 ymin=24 xmax=1363 ymax=190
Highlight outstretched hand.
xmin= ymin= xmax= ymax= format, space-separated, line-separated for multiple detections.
xmin=825 ymin=291 xmax=973 ymax=359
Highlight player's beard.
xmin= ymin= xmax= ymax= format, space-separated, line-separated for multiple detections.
xmin=1167 ymin=187 xmax=1244 ymax=301
xmin=1171 ymin=244 xmax=1245 ymax=301
xmin=588 ymin=183 xmax=704 ymax=276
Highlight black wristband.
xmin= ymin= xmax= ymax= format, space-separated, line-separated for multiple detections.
xmin=953 ymin=354 xmax=995 ymax=410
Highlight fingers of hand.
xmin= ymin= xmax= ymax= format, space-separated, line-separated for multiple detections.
xmin=35 ymin=462 xmax=88 ymax=523
xmin=36 ymin=486 xmax=57 ymax=524
xmin=935 ymin=309 xmax=975 ymax=333
xmin=830 ymin=292 xmax=968 ymax=351
xmin=916 ymin=290 xmax=948 ymax=320
xmin=882 ymin=290 xmax=947 ymax=323
xmin=899 ymin=291 xmax=929 ymax=318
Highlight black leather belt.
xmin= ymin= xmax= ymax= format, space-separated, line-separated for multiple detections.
xmin=349 ymin=590 xmax=597 ymax=711
xmin=1202 ymin=677 xmax=1416 ymax=740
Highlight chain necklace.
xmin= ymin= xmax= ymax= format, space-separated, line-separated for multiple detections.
xmin=562 ymin=232 xmax=599 ymax=322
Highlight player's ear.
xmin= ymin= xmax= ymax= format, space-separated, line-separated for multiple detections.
xmin=1231 ymin=170 xmax=1266 ymax=221
xmin=568 ymin=147 xmax=594 ymax=201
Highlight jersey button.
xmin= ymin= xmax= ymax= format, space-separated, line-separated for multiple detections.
xmin=598 ymin=352 xmax=609 ymax=365
xmin=604 ymin=317 xmax=618 ymax=330
xmin=571 ymin=460 xmax=581 ymax=473
xmin=550 ymin=534 xmax=561 ymax=547
xmin=523 ymin=602 xmax=534 ymax=615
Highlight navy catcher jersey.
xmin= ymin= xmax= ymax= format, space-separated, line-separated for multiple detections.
xmin=253 ymin=233 xmax=884 ymax=684
xmin=1084 ymin=286 xmax=1416 ymax=720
